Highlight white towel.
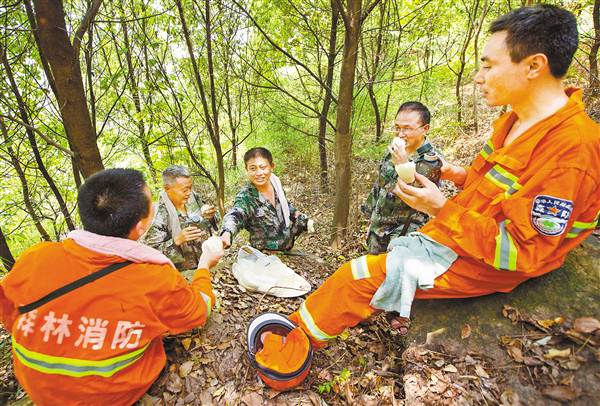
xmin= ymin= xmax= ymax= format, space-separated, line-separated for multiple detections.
xmin=270 ymin=173 xmax=290 ymax=228
xmin=159 ymin=190 xmax=182 ymax=238
xmin=370 ymin=233 xmax=458 ymax=318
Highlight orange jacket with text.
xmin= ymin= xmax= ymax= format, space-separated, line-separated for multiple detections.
xmin=0 ymin=238 xmax=214 ymax=406
xmin=417 ymin=88 xmax=600 ymax=299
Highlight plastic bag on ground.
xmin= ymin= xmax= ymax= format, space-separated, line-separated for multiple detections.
xmin=232 ymin=245 xmax=311 ymax=298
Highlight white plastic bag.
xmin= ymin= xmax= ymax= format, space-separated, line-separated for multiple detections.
xmin=232 ymin=246 xmax=311 ymax=298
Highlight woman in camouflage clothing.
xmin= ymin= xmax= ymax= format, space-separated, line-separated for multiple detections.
xmin=220 ymin=148 xmax=310 ymax=251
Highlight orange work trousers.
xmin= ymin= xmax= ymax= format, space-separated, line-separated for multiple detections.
xmin=289 ymin=253 xmax=497 ymax=347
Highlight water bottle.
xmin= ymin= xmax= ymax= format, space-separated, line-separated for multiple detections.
xmin=415 ymin=152 xmax=442 ymax=185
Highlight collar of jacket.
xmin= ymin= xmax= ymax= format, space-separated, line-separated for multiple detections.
xmin=483 ymin=87 xmax=584 ymax=172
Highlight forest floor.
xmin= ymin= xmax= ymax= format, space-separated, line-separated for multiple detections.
xmin=1 ymin=134 xmax=599 ymax=405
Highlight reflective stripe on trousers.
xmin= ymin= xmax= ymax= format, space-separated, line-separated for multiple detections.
xmin=12 ymin=336 xmax=149 ymax=378
xmin=200 ymin=292 xmax=212 ymax=318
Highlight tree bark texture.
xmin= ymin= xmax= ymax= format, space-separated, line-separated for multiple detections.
xmin=590 ymin=0 xmax=600 ymax=98
xmin=0 ymin=226 xmax=15 ymax=272
xmin=331 ymin=0 xmax=362 ymax=247
xmin=176 ymin=0 xmax=225 ymax=214
xmin=32 ymin=0 xmax=104 ymax=178
xmin=318 ymin=0 xmax=339 ymax=193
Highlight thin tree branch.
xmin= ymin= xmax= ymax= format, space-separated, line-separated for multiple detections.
xmin=73 ymin=0 xmax=103 ymax=61
xmin=0 ymin=114 xmax=75 ymax=157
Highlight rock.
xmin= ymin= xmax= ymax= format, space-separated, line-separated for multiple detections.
xmin=403 ymin=235 xmax=600 ymax=405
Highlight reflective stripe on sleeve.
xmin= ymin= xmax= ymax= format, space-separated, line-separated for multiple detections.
xmin=350 ymin=256 xmax=370 ymax=280
xmin=298 ymin=302 xmax=336 ymax=342
xmin=565 ymin=211 xmax=599 ymax=239
xmin=200 ymin=292 xmax=212 ymax=318
xmin=493 ymin=220 xmax=518 ymax=271
xmin=12 ymin=336 xmax=149 ymax=378
xmin=480 ymin=140 xmax=494 ymax=159
xmin=484 ymin=165 xmax=523 ymax=196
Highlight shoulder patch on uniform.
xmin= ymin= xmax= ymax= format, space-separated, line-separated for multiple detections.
xmin=531 ymin=195 xmax=573 ymax=236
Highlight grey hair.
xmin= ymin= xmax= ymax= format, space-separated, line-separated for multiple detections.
xmin=162 ymin=165 xmax=191 ymax=186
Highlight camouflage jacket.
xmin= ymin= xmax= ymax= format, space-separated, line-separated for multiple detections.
xmin=221 ymin=183 xmax=308 ymax=251
xmin=361 ymin=140 xmax=442 ymax=254
xmin=143 ymin=192 xmax=218 ymax=270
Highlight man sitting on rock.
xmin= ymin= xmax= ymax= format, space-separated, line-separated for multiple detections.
xmin=258 ymin=3 xmax=600 ymax=367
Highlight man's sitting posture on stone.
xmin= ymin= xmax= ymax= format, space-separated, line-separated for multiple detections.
xmin=362 ymin=101 xmax=444 ymax=254
xmin=0 ymin=169 xmax=224 ymax=405
xmin=264 ymin=3 xmax=600 ymax=358
xmin=144 ymin=165 xmax=218 ymax=272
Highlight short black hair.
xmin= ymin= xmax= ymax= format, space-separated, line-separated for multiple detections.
xmin=489 ymin=4 xmax=578 ymax=78
xmin=78 ymin=169 xmax=150 ymax=238
xmin=396 ymin=101 xmax=431 ymax=125
xmin=244 ymin=147 xmax=274 ymax=167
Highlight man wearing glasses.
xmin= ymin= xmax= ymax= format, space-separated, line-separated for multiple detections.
xmin=362 ymin=101 xmax=443 ymax=254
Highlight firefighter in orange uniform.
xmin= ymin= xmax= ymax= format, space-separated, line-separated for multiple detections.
xmin=288 ymin=4 xmax=600 ymax=347
xmin=0 ymin=169 xmax=224 ymax=405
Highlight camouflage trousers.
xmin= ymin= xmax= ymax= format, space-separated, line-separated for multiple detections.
xmin=366 ymin=222 xmax=420 ymax=254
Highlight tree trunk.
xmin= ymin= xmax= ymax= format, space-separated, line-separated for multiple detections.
xmin=472 ymin=0 xmax=489 ymax=132
xmin=31 ymin=0 xmax=104 ymax=178
xmin=318 ymin=0 xmax=339 ymax=193
xmin=176 ymin=0 xmax=225 ymax=214
xmin=24 ymin=0 xmax=84 ymax=189
xmin=203 ymin=0 xmax=226 ymax=215
xmin=454 ymin=0 xmax=479 ymax=125
xmin=363 ymin=0 xmax=386 ymax=142
xmin=0 ymin=226 xmax=15 ymax=272
xmin=0 ymin=118 xmax=51 ymax=241
xmin=331 ymin=0 xmax=362 ymax=248
xmin=589 ymin=0 xmax=600 ymax=98
xmin=1 ymin=45 xmax=76 ymax=231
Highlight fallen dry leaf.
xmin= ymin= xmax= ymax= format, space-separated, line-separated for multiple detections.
xmin=502 ymin=305 xmax=520 ymax=323
xmin=165 ymin=372 xmax=183 ymax=393
xmin=425 ymin=328 xmax=446 ymax=345
xmin=544 ymin=348 xmax=571 ymax=359
xmin=537 ymin=319 xmax=556 ymax=329
xmin=241 ymin=390 xmax=264 ymax=406
xmin=179 ymin=361 xmax=194 ymax=377
xmin=560 ymin=375 xmax=575 ymax=386
xmin=181 ymin=338 xmax=192 ymax=351
xmin=523 ymin=356 xmax=543 ymax=366
xmin=507 ymin=345 xmax=524 ymax=363
xmin=562 ymin=359 xmax=580 ymax=370
xmin=443 ymin=364 xmax=458 ymax=373
xmin=534 ymin=336 xmax=552 ymax=346
xmin=474 ymin=364 xmax=490 ymax=379
xmin=499 ymin=389 xmax=520 ymax=406
xmin=461 ymin=324 xmax=471 ymax=339
xmin=212 ymin=386 xmax=226 ymax=397
xmin=541 ymin=385 xmax=580 ymax=401
xmin=573 ymin=317 xmax=600 ymax=334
